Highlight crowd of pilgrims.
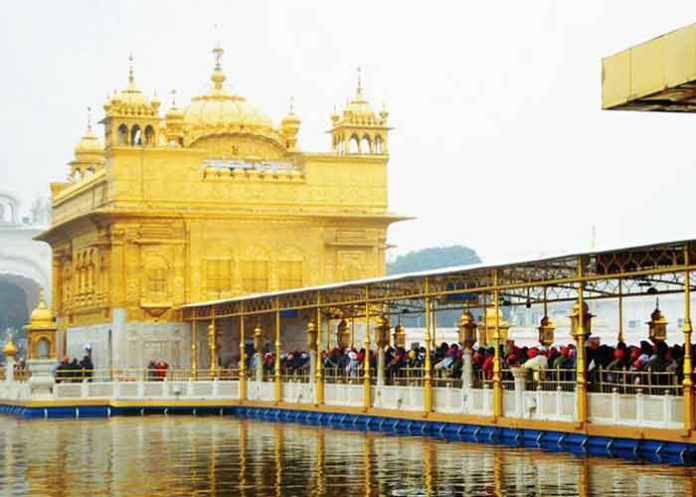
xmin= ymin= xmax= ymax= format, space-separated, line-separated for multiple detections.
xmin=55 ymin=354 xmax=94 ymax=382
xmin=49 ymin=339 xmax=688 ymax=388
xmin=246 ymin=338 xmax=689 ymax=387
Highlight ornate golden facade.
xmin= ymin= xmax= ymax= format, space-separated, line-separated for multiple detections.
xmin=38 ymin=47 xmax=404 ymax=359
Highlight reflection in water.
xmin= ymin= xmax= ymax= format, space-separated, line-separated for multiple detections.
xmin=0 ymin=416 xmax=694 ymax=496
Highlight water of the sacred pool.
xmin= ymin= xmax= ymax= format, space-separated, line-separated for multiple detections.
xmin=0 ymin=416 xmax=692 ymax=496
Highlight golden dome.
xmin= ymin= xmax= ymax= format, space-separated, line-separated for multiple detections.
xmin=3 ymin=335 xmax=17 ymax=358
xmin=74 ymin=129 xmax=102 ymax=156
xmin=183 ymin=45 xmax=276 ymax=145
xmin=342 ymin=85 xmax=377 ymax=124
xmin=28 ymin=289 xmax=54 ymax=329
xmin=104 ymin=56 xmax=158 ymax=117
xmin=166 ymin=104 xmax=184 ymax=121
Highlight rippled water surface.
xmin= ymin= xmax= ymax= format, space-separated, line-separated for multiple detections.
xmin=0 ymin=415 xmax=694 ymax=496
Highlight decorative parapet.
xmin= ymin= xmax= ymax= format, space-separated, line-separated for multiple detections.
xmin=202 ymin=159 xmax=305 ymax=183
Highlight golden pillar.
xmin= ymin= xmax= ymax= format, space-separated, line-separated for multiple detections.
xmin=191 ymin=311 xmax=198 ymax=379
xmin=208 ymin=320 xmax=217 ymax=378
xmin=683 ymin=246 xmax=694 ymax=432
xmin=315 ymin=293 xmax=324 ymax=405
xmin=350 ymin=317 xmax=355 ymax=349
xmin=239 ymin=306 xmax=247 ymax=401
xmin=424 ymin=278 xmax=433 ymax=414
xmin=492 ymin=271 xmax=503 ymax=419
xmin=275 ymin=299 xmax=282 ymax=404
xmin=253 ymin=322 xmax=264 ymax=382
xmin=618 ymin=279 xmax=625 ymax=344
xmin=570 ymin=256 xmax=591 ymax=427
xmin=363 ymin=287 xmax=372 ymax=410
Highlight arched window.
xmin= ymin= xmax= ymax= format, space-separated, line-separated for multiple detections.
xmin=144 ymin=125 xmax=155 ymax=146
xmin=374 ymin=135 xmax=383 ymax=154
xmin=37 ymin=338 xmax=50 ymax=359
xmin=117 ymin=124 xmax=129 ymax=145
xmin=131 ymin=125 xmax=142 ymax=146
xmin=349 ymin=134 xmax=360 ymax=154
xmin=361 ymin=135 xmax=372 ymax=154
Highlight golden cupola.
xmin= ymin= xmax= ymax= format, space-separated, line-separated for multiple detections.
xmin=68 ymin=108 xmax=105 ymax=180
xmin=165 ymin=91 xmax=185 ymax=146
xmin=3 ymin=334 xmax=17 ymax=358
xmin=182 ymin=45 xmax=283 ymax=158
xmin=24 ymin=289 xmax=57 ymax=360
xmin=102 ymin=55 xmax=161 ymax=148
xmin=330 ymin=68 xmax=390 ymax=155
xmin=280 ymin=98 xmax=301 ymax=152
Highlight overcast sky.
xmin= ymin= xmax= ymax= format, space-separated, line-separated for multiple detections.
xmin=2 ymin=1 xmax=696 ymax=262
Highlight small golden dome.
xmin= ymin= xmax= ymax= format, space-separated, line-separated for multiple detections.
xmin=341 ymin=68 xmax=377 ymax=123
xmin=3 ymin=336 xmax=17 ymax=358
xmin=166 ymin=105 xmax=184 ymax=121
xmin=74 ymin=128 xmax=103 ymax=157
xmin=104 ymin=56 xmax=157 ymax=117
xmin=29 ymin=289 xmax=54 ymax=328
xmin=459 ymin=309 xmax=476 ymax=327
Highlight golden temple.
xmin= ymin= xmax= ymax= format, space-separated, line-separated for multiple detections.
xmin=37 ymin=46 xmax=405 ymax=369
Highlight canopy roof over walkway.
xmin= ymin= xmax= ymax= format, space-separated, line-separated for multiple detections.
xmin=181 ymin=238 xmax=696 ymax=320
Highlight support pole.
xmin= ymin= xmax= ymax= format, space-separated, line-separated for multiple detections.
xmin=275 ymin=298 xmax=282 ymax=404
xmin=575 ymin=256 xmax=589 ymax=427
xmin=209 ymin=307 xmax=217 ymax=378
xmin=315 ymin=293 xmax=324 ymax=405
xmin=350 ymin=317 xmax=355 ymax=349
xmin=191 ymin=310 xmax=198 ymax=380
xmin=363 ymin=286 xmax=372 ymax=410
xmin=492 ymin=271 xmax=503 ymax=419
xmin=239 ymin=304 xmax=247 ymax=401
xmin=684 ymin=246 xmax=694 ymax=433
xmin=618 ymin=279 xmax=625 ymax=344
xmin=424 ymin=278 xmax=433 ymax=414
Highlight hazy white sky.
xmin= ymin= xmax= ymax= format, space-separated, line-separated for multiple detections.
xmin=2 ymin=1 xmax=696 ymax=262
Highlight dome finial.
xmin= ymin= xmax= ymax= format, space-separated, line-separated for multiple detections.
xmin=289 ymin=95 xmax=295 ymax=114
xmin=128 ymin=53 xmax=135 ymax=86
xmin=211 ymin=43 xmax=226 ymax=91
xmin=86 ymin=106 xmax=93 ymax=132
xmin=170 ymin=89 xmax=177 ymax=107
xmin=356 ymin=66 xmax=363 ymax=98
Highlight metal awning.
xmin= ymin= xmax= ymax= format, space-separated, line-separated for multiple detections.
xmin=180 ymin=238 xmax=696 ymax=320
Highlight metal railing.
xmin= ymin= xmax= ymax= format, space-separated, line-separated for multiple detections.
xmin=280 ymin=368 xmax=311 ymax=383
xmin=592 ymin=367 xmax=682 ymax=396
xmin=54 ymin=368 xmax=240 ymax=383
xmin=528 ymin=368 xmax=577 ymax=392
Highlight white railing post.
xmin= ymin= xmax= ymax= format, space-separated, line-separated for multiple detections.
xmin=81 ymin=380 xmax=89 ymax=399
xmin=636 ymin=388 xmax=644 ymax=425
xmin=664 ymin=393 xmax=673 ymax=428
xmin=611 ymin=388 xmax=620 ymax=423
xmin=511 ymin=368 xmax=528 ymax=418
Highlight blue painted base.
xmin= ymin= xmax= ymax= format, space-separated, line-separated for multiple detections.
xmin=232 ymin=406 xmax=696 ymax=466
xmin=1 ymin=402 xmax=695 ymax=465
